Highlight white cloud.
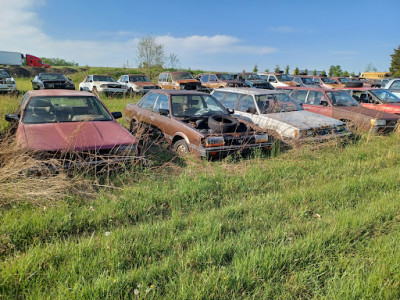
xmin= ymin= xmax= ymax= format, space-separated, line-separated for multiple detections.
xmin=269 ymin=26 xmax=296 ymax=33
xmin=0 ymin=0 xmax=276 ymax=69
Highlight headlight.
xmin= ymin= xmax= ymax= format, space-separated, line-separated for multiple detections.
xmin=371 ymin=119 xmax=386 ymax=126
xmin=111 ymin=144 xmax=136 ymax=155
xmin=254 ymin=133 xmax=269 ymax=143
xmin=205 ymin=136 xmax=225 ymax=147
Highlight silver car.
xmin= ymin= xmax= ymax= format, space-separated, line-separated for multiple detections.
xmin=383 ymin=78 xmax=400 ymax=98
xmin=211 ymin=88 xmax=351 ymax=142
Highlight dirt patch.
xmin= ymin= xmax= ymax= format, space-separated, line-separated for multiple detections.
xmin=5 ymin=66 xmax=78 ymax=78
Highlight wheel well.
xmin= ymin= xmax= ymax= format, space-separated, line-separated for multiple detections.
xmin=172 ymin=135 xmax=184 ymax=144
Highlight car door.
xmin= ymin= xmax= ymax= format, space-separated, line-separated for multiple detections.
xmin=235 ymin=94 xmax=258 ymax=123
xmin=208 ymin=74 xmax=220 ymax=89
xmin=303 ymin=91 xmax=333 ymax=117
xmin=152 ymin=94 xmax=175 ymax=139
xmin=136 ymin=92 xmax=159 ymax=127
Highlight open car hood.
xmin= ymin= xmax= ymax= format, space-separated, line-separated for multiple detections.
xmin=19 ymin=121 xmax=135 ymax=151
xmin=262 ymin=110 xmax=342 ymax=130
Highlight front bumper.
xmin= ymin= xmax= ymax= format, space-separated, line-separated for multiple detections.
xmin=98 ymin=87 xmax=126 ymax=94
xmin=190 ymin=142 xmax=272 ymax=159
xmin=370 ymin=124 xmax=397 ymax=134
xmin=296 ymin=131 xmax=353 ymax=143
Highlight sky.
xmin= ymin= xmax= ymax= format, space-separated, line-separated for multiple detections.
xmin=1 ymin=0 xmax=399 ymax=73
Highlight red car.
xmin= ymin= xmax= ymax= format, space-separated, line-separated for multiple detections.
xmin=343 ymin=87 xmax=400 ymax=115
xmin=5 ymin=90 xmax=137 ymax=168
xmin=277 ymin=86 xmax=399 ymax=132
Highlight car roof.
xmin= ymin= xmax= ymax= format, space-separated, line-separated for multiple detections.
xmin=26 ymin=90 xmax=95 ymax=97
xmin=278 ymin=86 xmax=335 ymax=92
xmin=127 ymin=74 xmax=146 ymax=76
xmin=148 ymin=89 xmax=208 ymax=96
xmin=216 ymin=87 xmax=284 ymax=95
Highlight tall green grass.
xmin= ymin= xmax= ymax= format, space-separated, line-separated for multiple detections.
xmin=1 ymin=134 xmax=400 ymax=298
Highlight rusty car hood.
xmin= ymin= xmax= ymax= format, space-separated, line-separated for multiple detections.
xmin=19 ymin=121 xmax=135 ymax=151
xmin=175 ymin=79 xmax=200 ymax=84
xmin=133 ymin=82 xmax=158 ymax=87
xmin=262 ymin=110 xmax=343 ymax=130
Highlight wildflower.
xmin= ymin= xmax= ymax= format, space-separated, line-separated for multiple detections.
xmin=134 ymin=289 xmax=139 ymax=295
xmin=105 ymin=232 xmax=111 ymax=236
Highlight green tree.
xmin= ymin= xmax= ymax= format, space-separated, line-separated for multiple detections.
xmin=285 ymin=65 xmax=290 ymax=74
xmin=313 ymin=69 xmax=317 ymax=76
xmin=343 ymin=71 xmax=350 ymax=77
xmin=304 ymin=69 xmax=309 ymax=75
xmin=274 ymin=64 xmax=280 ymax=73
xmin=253 ymin=64 xmax=259 ymax=73
xmin=321 ymin=70 xmax=327 ymax=76
xmin=390 ymin=45 xmax=400 ymax=74
xmin=328 ymin=65 xmax=342 ymax=77
xmin=293 ymin=67 xmax=299 ymax=75
xmin=137 ymin=35 xmax=165 ymax=68
xmin=264 ymin=68 xmax=270 ymax=73
xmin=41 ymin=57 xmax=79 ymax=66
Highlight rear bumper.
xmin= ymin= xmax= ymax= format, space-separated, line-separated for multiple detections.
xmin=0 ymin=84 xmax=17 ymax=91
xmin=190 ymin=142 xmax=272 ymax=159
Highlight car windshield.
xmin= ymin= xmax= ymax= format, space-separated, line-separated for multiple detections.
xmin=321 ymin=77 xmax=334 ymax=84
xmin=370 ymin=89 xmax=400 ymax=103
xmin=0 ymin=69 xmax=10 ymax=77
xmin=276 ymin=74 xmax=293 ymax=82
xmin=255 ymin=93 xmax=302 ymax=113
xmin=338 ymin=78 xmax=349 ymax=83
xmin=216 ymin=74 xmax=233 ymax=80
xmin=301 ymin=77 xmax=315 ymax=84
xmin=171 ymin=72 xmax=194 ymax=81
xmin=129 ymin=75 xmax=151 ymax=82
xmin=171 ymin=94 xmax=227 ymax=118
xmin=93 ymin=75 xmax=116 ymax=82
xmin=246 ymin=74 xmax=261 ymax=80
xmin=39 ymin=74 xmax=67 ymax=80
xmin=326 ymin=91 xmax=359 ymax=107
xmin=22 ymin=96 xmax=113 ymax=124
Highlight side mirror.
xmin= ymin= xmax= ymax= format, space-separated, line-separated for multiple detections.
xmin=320 ymin=100 xmax=328 ymax=107
xmin=5 ymin=114 xmax=20 ymax=122
xmin=111 ymin=112 xmax=122 ymax=119
xmin=227 ymin=108 xmax=234 ymax=114
xmin=159 ymin=109 xmax=169 ymax=116
xmin=89 ymin=80 xmax=93 ymax=82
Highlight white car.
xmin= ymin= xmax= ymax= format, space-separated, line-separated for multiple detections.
xmin=0 ymin=69 xmax=17 ymax=93
xmin=211 ymin=88 xmax=351 ymax=142
xmin=383 ymin=78 xmax=400 ymax=98
xmin=117 ymin=74 xmax=160 ymax=94
xmin=258 ymin=72 xmax=300 ymax=88
xmin=79 ymin=75 xmax=125 ymax=95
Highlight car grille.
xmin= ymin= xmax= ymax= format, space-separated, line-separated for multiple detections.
xmin=107 ymin=84 xmax=122 ymax=89
xmin=44 ymin=81 xmax=68 ymax=88
xmin=223 ymin=135 xmax=252 ymax=146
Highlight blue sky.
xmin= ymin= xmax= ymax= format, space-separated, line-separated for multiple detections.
xmin=1 ymin=0 xmax=399 ymax=73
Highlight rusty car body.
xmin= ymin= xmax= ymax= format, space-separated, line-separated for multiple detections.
xmin=5 ymin=90 xmax=138 ymax=168
xmin=197 ymin=73 xmax=243 ymax=90
xmin=158 ymin=71 xmax=204 ymax=91
xmin=118 ymin=74 xmax=160 ymax=94
xmin=343 ymin=87 xmax=400 ymax=115
xmin=211 ymin=88 xmax=350 ymax=142
xmin=312 ymin=76 xmax=343 ymax=89
xmin=124 ymin=90 xmax=271 ymax=159
xmin=278 ymin=86 xmax=399 ymax=133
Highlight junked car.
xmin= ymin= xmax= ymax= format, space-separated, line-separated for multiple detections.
xmin=5 ymin=90 xmax=138 ymax=169
xmin=79 ymin=75 xmax=125 ymax=96
xmin=124 ymin=90 xmax=271 ymax=159
xmin=158 ymin=71 xmax=204 ymax=91
xmin=32 ymin=73 xmax=75 ymax=90
xmin=330 ymin=77 xmax=363 ymax=87
xmin=279 ymin=86 xmax=399 ymax=133
xmin=258 ymin=73 xmax=300 ymax=88
xmin=197 ymin=73 xmax=243 ymax=90
xmin=292 ymin=75 xmax=318 ymax=87
xmin=235 ymin=73 xmax=274 ymax=89
xmin=383 ymin=78 xmax=400 ymax=97
xmin=312 ymin=76 xmax=343 ymax=89
xmin=211 ymin=88 xmax=350 ymax=142
xmin=117 ymin=74 xmax=160 ymax=94
xmin=0 ymin=68 xmax=17 ymax=93
xmin=344 ymin=87 xmax=400 ymax=114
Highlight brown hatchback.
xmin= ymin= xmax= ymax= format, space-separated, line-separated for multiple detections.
xmin=124 ymin=90 xmax=271 ymax=158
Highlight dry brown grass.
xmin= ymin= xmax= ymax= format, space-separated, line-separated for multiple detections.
xmin=0 ymin=133 xmax=95 ymax=207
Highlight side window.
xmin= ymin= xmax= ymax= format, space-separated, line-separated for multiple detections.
xmin=269 ymin=76 xmax=276 ymax=82
xmin=154 ymin=94 xmax=169 ymax=113
xmin=391 ymin=80 xmax=400 ymax=89
xmin=140 ymin=93 xmax=158 ymax=111
xmin=307 ymin=91 xmax=327 ymax=105
xmin=220 ymin=92 xmax=238 ymax=109
xmin=18 ymin=93 xmax=31 ymax=113
xmin=200 ymin=75 xmax=209 ymax=82
xmin=167 ymin=74 xmax=172 ymax=83
xmin=313 ymin=78 xmax=321 ymax=84
xmin=237 ymin=94 xmax=256 ymax=113
xmin=209 ymin=74 xmax=217 ymax=82
xmin=290 ymin=90 xmax=308 ymax=104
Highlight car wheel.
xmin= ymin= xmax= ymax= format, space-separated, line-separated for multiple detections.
xmin=173 ymin=139 xmax=189 ymax=155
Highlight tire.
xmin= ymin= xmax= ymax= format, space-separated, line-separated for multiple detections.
xmin=208 ymin=115 xmax=239 ymax=133
xmin=345 ymin=82 xmax=363 ymax=88
xmin=172 ymin=139 xmax=189 ymax=155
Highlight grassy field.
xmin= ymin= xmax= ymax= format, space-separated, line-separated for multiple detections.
xmin=1 ymin=76 xmax=400 ymax=299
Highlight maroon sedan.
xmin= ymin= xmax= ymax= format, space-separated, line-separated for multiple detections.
xmin=5 ymin=90 xmax=138 ymax=168
xmin=277 ymin=86 xmax=399 ymax=133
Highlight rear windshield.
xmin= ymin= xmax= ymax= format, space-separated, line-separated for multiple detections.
xmin=39 ymin=74 xmax=67 ymax=80
xmin=22 ymin=96 xmax=113 ymax=124
xmin=255 ymin=93 xmax=302 ymax=113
